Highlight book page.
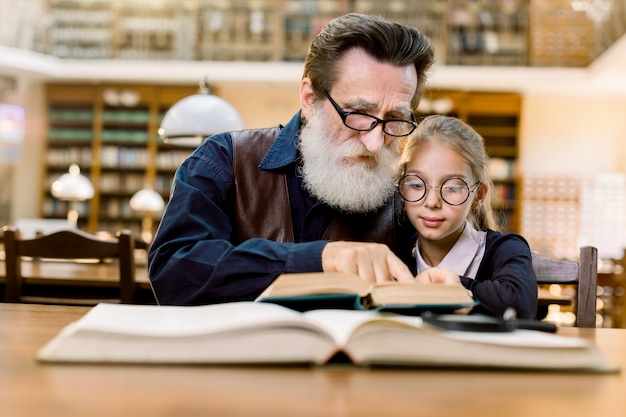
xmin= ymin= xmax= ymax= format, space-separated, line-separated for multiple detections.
xmin=70 ymin=302 xmax=315 ymax=337
xmin=443 ymin=329 xmax=591 ymax=348
xmin=344 ymin=324 xmax=617 ymax=371
xmin=37 ymin=302 xmax=340 ymax=364
xmin=370 ymin=282 xmax=474 ymax=306
xmin=257 ymin=272 xmax=369 ymax=299
xmin=303 ymin=309 xmax=423 ymax=347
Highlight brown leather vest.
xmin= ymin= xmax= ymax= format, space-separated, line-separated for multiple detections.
xmin=231 ymin=128 xmax=395 ymax=246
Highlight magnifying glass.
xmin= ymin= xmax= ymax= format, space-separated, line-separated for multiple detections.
xmin=421 ymin=310 xmax=557 ymax=333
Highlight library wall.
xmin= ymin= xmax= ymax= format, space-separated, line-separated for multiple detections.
xmin=217 ymin=81 xmax=300 ymax=129
xmin=518 ymin=94 xmax=626 ymax=175
xmin=11 ymin=82 xmax=47 ymax=223
xmin=518 ymin=94 xmax=626 ymax=261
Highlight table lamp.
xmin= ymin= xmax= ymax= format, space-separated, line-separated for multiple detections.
xmin=158 ymin=78 xmax=244 ymax=146
xmin=50 ymin=163 xmax=94 ymax=226
xmin=129 ymin=186 xmax=165 ymax=243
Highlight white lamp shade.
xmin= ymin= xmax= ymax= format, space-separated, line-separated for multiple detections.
xmin=51 ymin=164 xmax=94 ymax=201
xmin=159 ymin=92 xmax=244 ymax=144
xmin=130 ymin=188 xmax=165 ymax=213
xmin=431 ymin=97 xmax=455 ymax=114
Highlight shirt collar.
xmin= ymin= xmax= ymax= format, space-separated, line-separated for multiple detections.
xmin=416 ymin=220 xmax=487 ymax=278
xmin=258 ymin=111 xmax=302 ymax=171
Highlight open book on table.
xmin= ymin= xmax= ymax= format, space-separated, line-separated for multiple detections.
xmin=37 ymin=302 xmax=617 ymax=372
xmin=255 ymin=272 xmax=477 ymax=313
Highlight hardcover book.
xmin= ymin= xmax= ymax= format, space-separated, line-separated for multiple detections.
xmin=37 ymin=302 xmax=617 ymax=372
xmin=256 ymin=272 xmax=477 ymax=313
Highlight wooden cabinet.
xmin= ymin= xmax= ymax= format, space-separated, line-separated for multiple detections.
xmin=43 ymin=83 xmax=197 ymax=235
xmin=417 ymin=91 xmax=521 ymax=232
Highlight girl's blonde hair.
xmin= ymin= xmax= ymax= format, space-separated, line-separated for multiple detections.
xmin=398 ymin=114 xmax=502 ymax=232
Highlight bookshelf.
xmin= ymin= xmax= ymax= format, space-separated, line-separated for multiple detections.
xmin=46 ymin=0 xmax=115 ymax=59
xmin=43 ymin=83 xmax=197 ymax=235
xmin=417 ymin=90 xmax=521 ymax=232
xmin=42 ymin=0 xmax=609 ymax=68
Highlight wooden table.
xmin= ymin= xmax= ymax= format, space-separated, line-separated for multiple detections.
xmin=0 ymin=259 xmax=150 ymax=287
xmin=1 ymin=303 xmax=625 ymax=417
xmin=0 ymin=259 xmax=154 ymax=303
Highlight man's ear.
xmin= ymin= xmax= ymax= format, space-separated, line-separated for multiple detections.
xmin=300 ymin=78 xmax=316 ymax=120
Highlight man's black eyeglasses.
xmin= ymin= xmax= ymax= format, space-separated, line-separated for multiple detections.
xmin=325 ymin=92 xmax=417 ymax=137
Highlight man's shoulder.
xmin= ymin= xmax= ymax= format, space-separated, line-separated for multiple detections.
xmin=194 ymin=126 xmax=281 ymax=158
xmin=191 ymin=117 xmax=300 ymax=175
xmin=231 ymin=126 xmax=282 ymax=147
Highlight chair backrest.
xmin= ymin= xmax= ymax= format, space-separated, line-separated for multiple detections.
xmin=2 ymin=226 xmax=136 ymax=305
xmin=532 ymin=246 xmax=598 ymax=328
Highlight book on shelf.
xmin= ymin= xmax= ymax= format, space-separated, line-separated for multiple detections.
xmin=255 ymin=272 xmax=477 ymax=314
xmin=37 ymin=302 xmax=617 ymax=372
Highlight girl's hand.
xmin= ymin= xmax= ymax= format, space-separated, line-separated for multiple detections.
xmin=415 ymin=267 xmax=461 ymax=285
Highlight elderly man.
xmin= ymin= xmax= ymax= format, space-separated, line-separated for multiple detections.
xmin=148 ymin=13 xmax=434 ymax=305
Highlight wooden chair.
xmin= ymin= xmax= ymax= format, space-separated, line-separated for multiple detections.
xmin=2 ymin=226 xmax=136 ymax=305
xmin=532 ymin=246 xmax=598 ymax=328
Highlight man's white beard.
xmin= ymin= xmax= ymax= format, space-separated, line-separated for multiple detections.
xmin=299 ymin=108 xmax=400 ymax=214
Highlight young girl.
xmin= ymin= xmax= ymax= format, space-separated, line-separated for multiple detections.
xmin=396 ymin=115 xmax=537 ymax=319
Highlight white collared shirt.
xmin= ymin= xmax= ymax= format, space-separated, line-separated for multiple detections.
xmin=415 ymin=220 xmax=487 ymax=279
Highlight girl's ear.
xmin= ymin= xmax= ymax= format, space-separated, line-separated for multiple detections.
xmin=473 ymin=183 xmax=488 ymax=210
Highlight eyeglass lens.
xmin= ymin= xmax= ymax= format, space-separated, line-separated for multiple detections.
xmin=397 ymin=175 xmax=472 ymax=206
xmin=343 ymin=113 xmax=415 ymax=136
xmin=326 ymin=92 xmax=415 ymax=137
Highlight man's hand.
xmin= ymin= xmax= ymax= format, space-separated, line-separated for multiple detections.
xmin=322 ymin=241 xmax=414 ymax=284
xmin=415 ymin=267 xmax=461 ymax=285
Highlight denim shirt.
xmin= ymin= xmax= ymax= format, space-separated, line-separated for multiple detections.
xmin=148 ymin=112 xmax=336 ymax=305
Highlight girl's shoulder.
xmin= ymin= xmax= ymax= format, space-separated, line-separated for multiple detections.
xmin=485 ymin=229 xmax=532 ymax=252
